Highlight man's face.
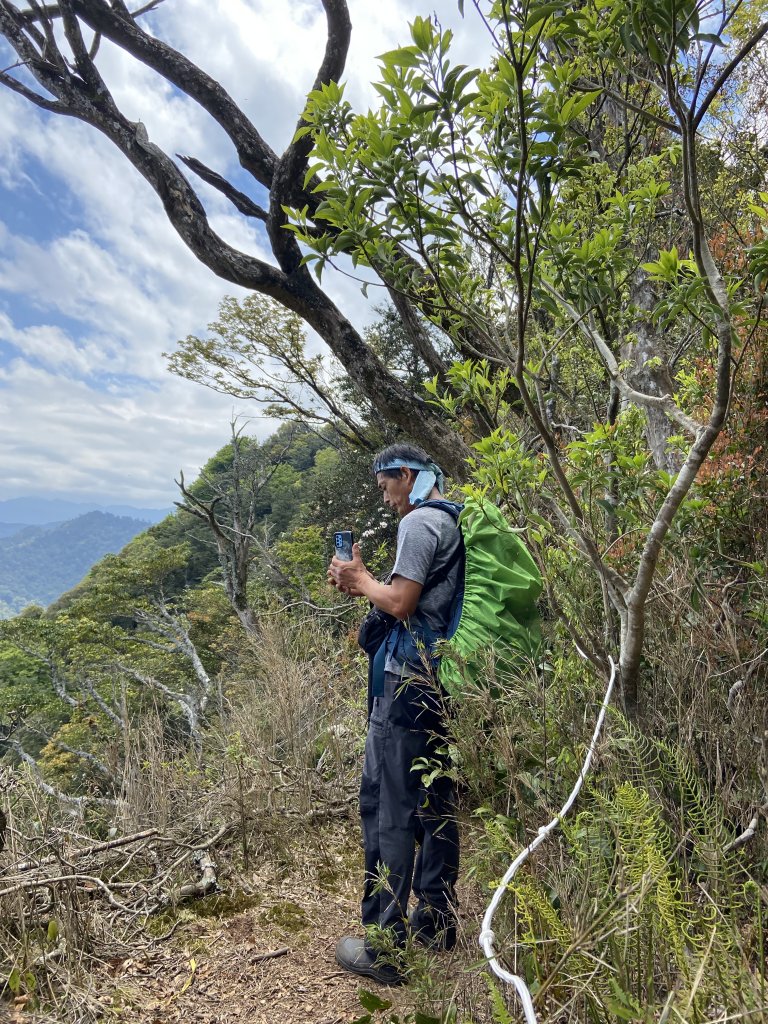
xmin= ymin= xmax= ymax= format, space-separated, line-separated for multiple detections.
xmin=376 ymin=468 xmax=415 ymax=518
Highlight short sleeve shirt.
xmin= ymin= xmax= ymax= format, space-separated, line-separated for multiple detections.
xmin=385 ymin=505 xmax=462 ymax=675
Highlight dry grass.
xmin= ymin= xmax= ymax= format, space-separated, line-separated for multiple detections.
xmin=2 ymin=593 xmax=766 ymax=1023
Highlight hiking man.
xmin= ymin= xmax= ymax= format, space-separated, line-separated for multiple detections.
xmin=327 ymin=443 xmax=462 ymax=985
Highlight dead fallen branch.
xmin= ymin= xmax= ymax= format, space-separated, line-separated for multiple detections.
xmin=0 ymin=872 xmax=135 ymax=914
xmin=11 ymin=828 xmax=161 ymax=873
xmin=0 ymin=825 xmax=234 ymax=929
xmin=724 ymin=805 xmax=766 ymax=852
xmin=176 ymin=850 xmax=217 ymax=899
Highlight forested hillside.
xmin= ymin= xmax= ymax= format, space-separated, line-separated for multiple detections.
xmin=0 ymin=1 xmax=766 ymax=1022
xmin=0 ymin=512 xmax=156 ymax=618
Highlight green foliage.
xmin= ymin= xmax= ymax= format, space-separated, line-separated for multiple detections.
xmin=0 ymin=640 xmax=51 ymax=721
xmin=274 ymin=526 xmax=327 ymax=601
xmin=72 ymin=535 xmax=192 ymax=618
xmin=617 ymin=0 xmax=721 ymax=62
xmin=485 ymin=976 xmax=514 ymax=1024
xmin=300 ymin=440 xmax=398 ymax=576
xmin=439 ymin=586 xmax=768 ymax=1020
xmin=293 ymin=6 xmax=603 ymax=331
xmin=167 ymin=294 xmax=368 ymax=447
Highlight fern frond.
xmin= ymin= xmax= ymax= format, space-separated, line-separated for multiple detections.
xmin=485 ymin=974 xmax=515 ymax=1024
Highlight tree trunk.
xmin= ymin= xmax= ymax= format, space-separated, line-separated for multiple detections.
xmin=623 ymin=270 xmax=683 ymax=472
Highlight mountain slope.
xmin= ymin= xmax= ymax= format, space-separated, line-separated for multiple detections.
xmin=0 ymin=497 xmax=169 ymax=526
xmin=0 ymin=511 xmax=151 ymax=616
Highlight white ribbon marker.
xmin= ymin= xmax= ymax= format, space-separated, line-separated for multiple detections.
xmin=479 ymin=654 xmax=617 ymax=1024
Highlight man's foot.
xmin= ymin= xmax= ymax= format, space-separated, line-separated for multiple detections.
xmin=335 ymin=936 xmax=406 ymax=986
xmin=408 ymin=906 xmax=457 ymax=951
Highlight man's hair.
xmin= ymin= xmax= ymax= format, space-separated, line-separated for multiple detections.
xmin=372 ymin=443 xmax=433 ymax=479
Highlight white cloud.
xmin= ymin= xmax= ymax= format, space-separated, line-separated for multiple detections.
xmin=0 ymin=315 xmax=114 ymax=377
xmin=0 ymin=1 xmax=492 ymax=507
xmin=0 ymin=356 xmax=266 ymax=505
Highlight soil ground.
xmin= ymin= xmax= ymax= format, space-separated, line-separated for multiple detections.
xmin=14 ymin=821 xmax=494 ymax=1024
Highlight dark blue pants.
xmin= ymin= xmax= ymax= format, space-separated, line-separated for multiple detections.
xmin=359 ymin=670 xmax=459 ymax=948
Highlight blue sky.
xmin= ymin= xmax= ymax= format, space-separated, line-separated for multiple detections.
xmin=0 ymin=1 xmax=487 ymax=507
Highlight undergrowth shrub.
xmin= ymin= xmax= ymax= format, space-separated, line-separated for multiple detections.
xmin=217 ymin=614 xmax=363 ymax=811
xmin=441 ymin=645 xmax=767 ymax=1024
xmin=0 ymin=609 xmax=366 ymax=1021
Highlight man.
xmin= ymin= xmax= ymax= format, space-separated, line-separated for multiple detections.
xmin=327 ymin=443 xmax=462 ymax=985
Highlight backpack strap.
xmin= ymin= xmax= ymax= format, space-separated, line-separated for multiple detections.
xmin=416 ymin=500 xmax=465 ymax=596
xmin=418 ymin=499 xmax=463 ymax=518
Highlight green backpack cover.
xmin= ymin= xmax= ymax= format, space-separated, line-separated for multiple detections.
xmin=430 ymin=495 xmax=542 ymax=694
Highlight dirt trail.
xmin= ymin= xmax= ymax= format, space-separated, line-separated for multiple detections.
xmin=101 ymin=888 xmax=407 ymax=1024
xmin=84 ymin=823 xmax=480 ymax=1024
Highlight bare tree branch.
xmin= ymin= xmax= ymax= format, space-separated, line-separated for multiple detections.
xmin=544 ymin=282 xmax=705 ymax=439
xmin=178 ymin=154 xmax=269 ymax=221
xmin=9 ymin=741 xmax=116 ymax=806
xmin=693 ymin=23 xmax=768 ymax=130
xmin=0 ymin=0 xmax=472 ymax=476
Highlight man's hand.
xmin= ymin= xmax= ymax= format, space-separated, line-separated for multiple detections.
xmin=327 ymin=543 xmax=422 ymax=619
xmin=327 ymin=542 xmax=370 ymax=596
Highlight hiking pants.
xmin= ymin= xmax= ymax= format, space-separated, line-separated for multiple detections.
xmin=359 ymin=670 xmax=459 ymax=948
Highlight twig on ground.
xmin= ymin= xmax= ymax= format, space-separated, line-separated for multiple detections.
xmin=10 ymin=828 xmax=160 ymax=872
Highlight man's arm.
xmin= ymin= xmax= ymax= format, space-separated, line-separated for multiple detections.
xmin=327 ymin=544 xmax=422 ymax=620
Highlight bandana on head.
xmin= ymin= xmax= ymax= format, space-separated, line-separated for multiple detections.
xmin=373 ymin=459 xmax=445 ymax=507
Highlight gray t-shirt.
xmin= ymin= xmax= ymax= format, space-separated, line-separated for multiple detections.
xmin=385 ymin=504 xmax=462 ymax=675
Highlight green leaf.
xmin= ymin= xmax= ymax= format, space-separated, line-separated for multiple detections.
xmin=619 ymin=20 xmax=639 ymax=53
xmin=605 ymin=979 xmax=644 ymax=1020
xmin=47 ymin=919 xmax=59 ymax=944
xmin=377 ymin=47 xmax=421 ymax=69
xmin=526 ymin=2 xmax=563 ymax=28
xmin=358 ymin=988 xmax=392 ymax=1012
xmin=411 ymin=101 xmax=440 ymax=117
xmin=410 ymin=15 xmax=433 ymax=50
xmin=693 ymin=32 xmax=724 ymax=46
xmin=646 ymin=33 xmax=664 ymax=65
xmin=561 ymin=89 xmax=603 ymax=122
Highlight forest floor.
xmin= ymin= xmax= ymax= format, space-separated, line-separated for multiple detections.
xmin=13 ymin=820 xmax=492 ymax=1024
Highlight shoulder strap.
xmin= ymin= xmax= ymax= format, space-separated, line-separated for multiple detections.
xmin=418 ymin=499 xmax=463 ymax=519
xmin=416 ymin=500 xmax=465 ymax=596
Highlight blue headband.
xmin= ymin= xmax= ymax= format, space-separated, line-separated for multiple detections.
xmin=373 ymin=459 xmax=445 ymax=506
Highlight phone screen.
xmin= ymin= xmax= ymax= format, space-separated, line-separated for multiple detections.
xmin=334 ymin=531 xmax=354 ymax=561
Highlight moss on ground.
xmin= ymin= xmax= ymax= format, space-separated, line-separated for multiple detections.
xmin=258 ymin=900 xmax=309 ymax=933
xmin=145 ymin=889 xmax=263 ymax=935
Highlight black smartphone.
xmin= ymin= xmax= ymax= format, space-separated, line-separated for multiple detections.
xmin=333 ymin=530 xmax=354 ymax=561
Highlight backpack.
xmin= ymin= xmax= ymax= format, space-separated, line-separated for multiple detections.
xmin=385 ymin=495 xmax=542 ymax=694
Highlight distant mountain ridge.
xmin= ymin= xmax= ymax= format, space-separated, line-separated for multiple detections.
xmin=0 ymin=497 xmax=170 ymax=527
xmin=0 ymin=510 xmax=153 ymax=617
xmin=0 ymin=523 xmax=28 ymax=540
